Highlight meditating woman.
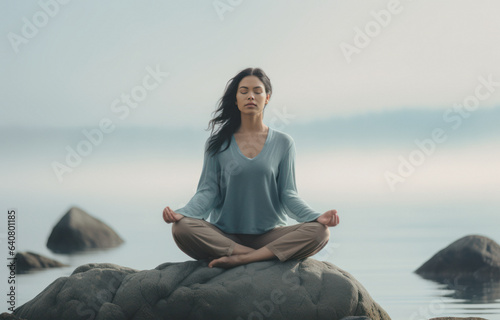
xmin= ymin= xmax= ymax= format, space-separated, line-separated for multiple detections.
xmin=162 ymin=67 xmax=339 ymax=268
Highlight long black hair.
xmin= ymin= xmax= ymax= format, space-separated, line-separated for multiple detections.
xmin=205 ymin=67 xmax=273 ymax=157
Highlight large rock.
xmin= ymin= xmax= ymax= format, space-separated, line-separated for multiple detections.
xmin=47 ymin=207 xmax=124 ymax=253
xmin=0 ymin=313 xmax=26 ymax=319
xmin=415 ymin=235 xmax=500 ymax=281
xmin=15 ymin=251 xmax=67 ymax=274
xmin=14 ymin=259 xmax=391 ymax=320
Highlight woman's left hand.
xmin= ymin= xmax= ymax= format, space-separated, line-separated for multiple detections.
xmin=316 ymin=209 xmax=339 ymax=227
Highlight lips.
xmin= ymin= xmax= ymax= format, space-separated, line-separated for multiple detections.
xmin=245 ymin=103 xmax=257 ymax=107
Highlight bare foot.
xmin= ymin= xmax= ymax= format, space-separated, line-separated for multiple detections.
xmin=208 ymin=255 xmax=245 ymax=269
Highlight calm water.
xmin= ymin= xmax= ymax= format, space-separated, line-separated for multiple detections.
xmin=1 ymin=126 xmax=499 ymax=319
xmin=3 ymin=198 xmax=499 ymax=319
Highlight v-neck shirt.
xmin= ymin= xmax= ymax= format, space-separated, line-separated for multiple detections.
xmin=232 ymin=127 xmax=269 ymax=160
xmin=175 ymin=126 xmax=321 ymax=234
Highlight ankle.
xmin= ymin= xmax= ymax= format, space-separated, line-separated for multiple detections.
xmin=239 ymin=252 xmax=254 ymax=265
xmin=233 ymin=245 xmax=255 ymax=255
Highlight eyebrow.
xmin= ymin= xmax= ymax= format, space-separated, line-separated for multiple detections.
xmin=239 ymin=86 xmax=263 ymax=89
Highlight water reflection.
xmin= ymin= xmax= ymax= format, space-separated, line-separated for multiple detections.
xmin=425 ymin=275 xmax=500 ymax=303
xmin=444 ymin=279 xmax=500 ymax=303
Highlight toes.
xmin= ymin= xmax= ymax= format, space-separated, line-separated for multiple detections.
xmin=208 ymin=258 xmax=220 ymax=268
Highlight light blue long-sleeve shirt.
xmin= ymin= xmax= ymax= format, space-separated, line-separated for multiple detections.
xmin=175 ymin=126 xmax=321 ymax=234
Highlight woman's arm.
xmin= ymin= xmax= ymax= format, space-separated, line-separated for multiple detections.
xmin=278 ymin=141 xmax=340 ymax=227
xmin=277 ymin=141 xmax=322 ymax=222
xmin=163 ymin=139 xmax=221 ymax=222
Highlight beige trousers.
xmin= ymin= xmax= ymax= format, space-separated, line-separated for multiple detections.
xmin=172 ymin=217 xmax=330 ymax=262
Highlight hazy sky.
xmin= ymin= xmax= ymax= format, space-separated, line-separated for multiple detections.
xmin=1 ymin=0 xmax=500 ymax=128
xmin=1 ymin=0 xmax=499 ymax=205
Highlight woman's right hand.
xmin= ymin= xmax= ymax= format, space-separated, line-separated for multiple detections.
xmin=163 ymin=206 xmax=184 ymax=223
xmin=316 ymin=209 xmax=339 ymax=227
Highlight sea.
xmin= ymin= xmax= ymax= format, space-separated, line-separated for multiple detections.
xmin=1 ymin=118 xmax=499 ymax=319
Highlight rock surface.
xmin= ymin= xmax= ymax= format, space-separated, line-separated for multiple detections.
xmin=415 ymin=235 xmax=500 ymax=281
xmin=15 ymin=251 xmax=68 ymax=274
xmin=46 ymin=206 xmax=124 ymax=253
xmin=14 ymin=259 xmax=391 ymax=320
xmin=0 ymin=313 xmax=26 ymax=320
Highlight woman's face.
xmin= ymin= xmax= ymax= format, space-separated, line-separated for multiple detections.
xmin=235 ymin=75 xmax=270 ymax=115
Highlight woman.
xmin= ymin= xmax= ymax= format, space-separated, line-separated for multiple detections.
xmin=163 ymin=67 xmax=339 ymax=269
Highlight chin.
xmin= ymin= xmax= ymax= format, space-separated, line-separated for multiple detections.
xmin=243 ymin=110 xmax=260 ymax=113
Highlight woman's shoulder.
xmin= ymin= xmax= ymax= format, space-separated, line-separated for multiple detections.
xmin=203 ymin=136 xmax=228 ymax=158
xmin=269 ymin=126 xmax=294 ymax=148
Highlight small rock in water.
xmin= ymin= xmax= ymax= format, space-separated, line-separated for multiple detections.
xmin=15 ymin=251 xmax=67 ymax=274
xmin=416 ymin=235 xmax=500 ymax=303
xmin=416 ymin=234 xmax=500 ymax=281
xmin=46 ymin=206 xmax=124 ymax=253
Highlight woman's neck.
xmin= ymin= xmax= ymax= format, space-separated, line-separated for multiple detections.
xmin=237 ymin=115 xmax=267 ymax=134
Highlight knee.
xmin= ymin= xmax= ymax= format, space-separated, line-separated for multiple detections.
xmin=305 ymin=222 xmax=330 ymax=244
xmin=172 ymin=217 xmax=197 ymax=240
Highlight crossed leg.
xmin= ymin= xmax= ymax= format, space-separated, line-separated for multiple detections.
xmin=171 ymin=217 xmax=330 ymax=268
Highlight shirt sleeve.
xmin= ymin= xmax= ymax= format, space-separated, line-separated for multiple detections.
xmin=277 ymin=141 xmax=322 ymax=222
xmin=174 ymin=139 xmax=221 ymax=220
